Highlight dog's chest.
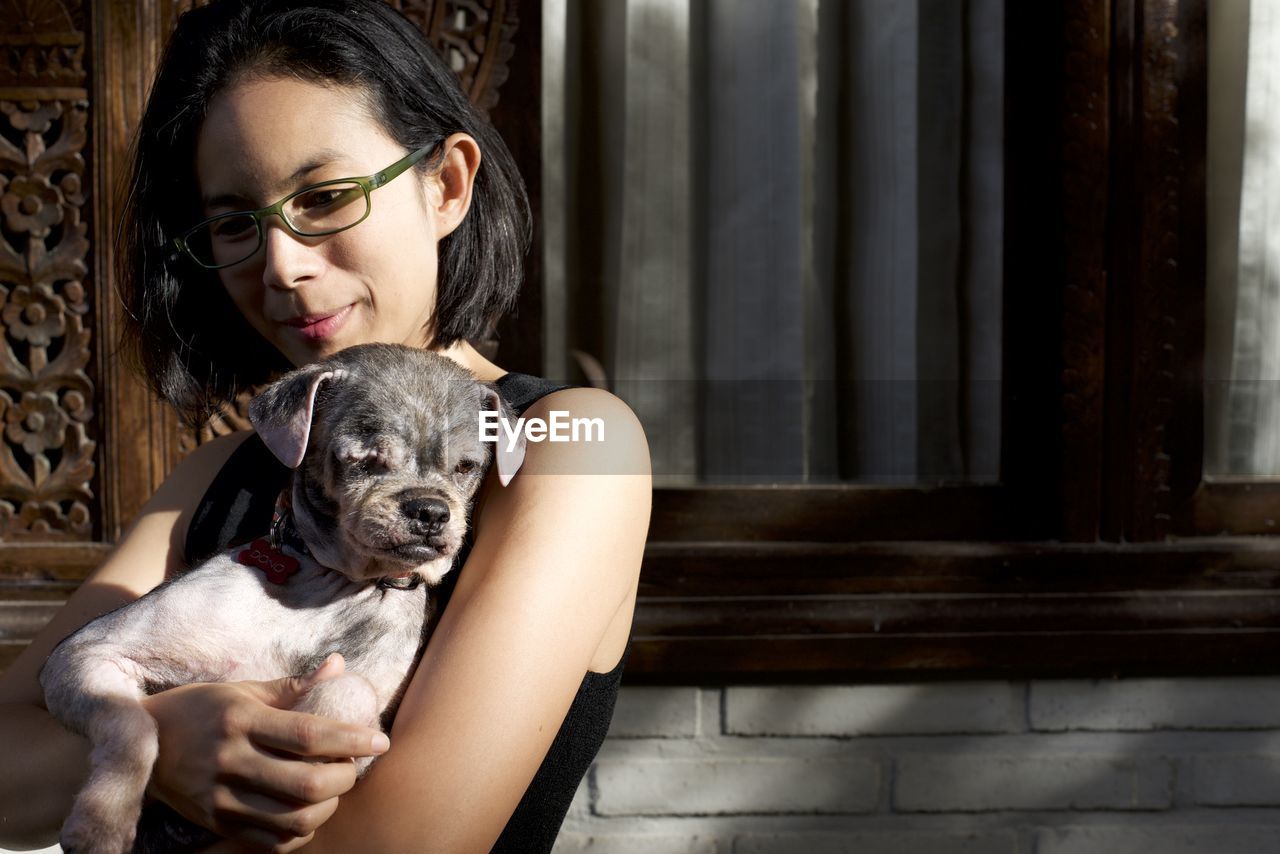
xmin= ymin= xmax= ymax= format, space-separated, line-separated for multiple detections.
xmin=148 ymin=551 xmax=429 ymax=697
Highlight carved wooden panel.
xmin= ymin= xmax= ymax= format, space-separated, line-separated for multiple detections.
xmin=0 ymin=0 xmax=96 ymax=541
xmin=386 ymin=0 xmax=518 ymax=112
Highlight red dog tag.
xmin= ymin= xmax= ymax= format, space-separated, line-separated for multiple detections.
xmin=237 ymin=538 xmax=300 ymax=585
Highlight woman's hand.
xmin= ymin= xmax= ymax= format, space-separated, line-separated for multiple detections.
xmin=140 ymin=654 xmax=389 ymax=853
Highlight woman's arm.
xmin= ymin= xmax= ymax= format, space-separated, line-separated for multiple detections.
xmin=230 ymin=387 xmax=652 ymax=853
xmin=0 ymin=430 xmax=389 ymax=850
xmin=0 ymin=430 xmax=251 ymax=845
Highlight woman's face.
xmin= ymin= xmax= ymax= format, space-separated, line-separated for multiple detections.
xmin=195 ymin=75 xmax=449 ymax=367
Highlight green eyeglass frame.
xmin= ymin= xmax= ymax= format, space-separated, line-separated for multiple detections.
xmin=172 ymin=142 xmax=439 ymax=270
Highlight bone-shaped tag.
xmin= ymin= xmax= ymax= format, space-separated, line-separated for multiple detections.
xmin=237 ymin=538 xmax=300 ymax=585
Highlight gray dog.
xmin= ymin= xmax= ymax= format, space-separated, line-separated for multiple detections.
xmin=39 ymin=343 xmax=525 ymax=854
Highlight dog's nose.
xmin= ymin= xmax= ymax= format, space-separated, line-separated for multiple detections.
xmin=403 ymin=496 xmax=450 ymax=534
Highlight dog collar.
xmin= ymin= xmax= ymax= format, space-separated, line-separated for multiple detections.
xmin=378 ymin=573 xmax=423 ymax=590
xmin=265 ymin=489 xmax=424 ymax=591
xmin=270 ymin=489 xmax=310 ymax=558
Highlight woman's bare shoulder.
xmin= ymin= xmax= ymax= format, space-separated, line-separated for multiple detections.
xmin=451 ymin=384 xmax=650 ymax=672
xmin=0 ymin=430 xmax=254 ymax=705
xmin=468 ymin=385 xmax=651 ymax=584
xmin=471 ymin=383 xmax=650 ymax=520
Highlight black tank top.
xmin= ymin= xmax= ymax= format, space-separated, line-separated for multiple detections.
xmin=180 ymin=371 xmax=628 ymax=851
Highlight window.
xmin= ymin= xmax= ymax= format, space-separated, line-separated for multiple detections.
xmin=528 ymin=0 xmax=1274 ymax=682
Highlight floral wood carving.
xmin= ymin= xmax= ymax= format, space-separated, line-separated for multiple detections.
xmin=0 ymin=0 xmax=95 ymax=540
xmin=177 ymin=399 xmax=252 ymax=456
xmin=0 ymin=0 xmax=85 ymax=91
xmin=387 ymin=0 xmax=518 ymax=113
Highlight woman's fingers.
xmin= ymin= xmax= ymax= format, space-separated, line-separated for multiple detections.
xmin=241 ymin=653 xmax=345 ymax=713
xmin=237 ymin=828 xmax=314 ymax=854
xmin=142 ymin=677 xmax=385 ymax=843
xmin=209 ymin=821 xmax=316 ymax=854
xmin=248 ymin=704 xmax=390 ymax=760
xmin=141 ymin=669 xmax=387 ymax=846
xmin=230 ymin=658 xmax=390 ymax=761
xmin=210 ymin=782 xmax=342 ymax=839
xmin=229 ymin=746 xmax=359 ymax=804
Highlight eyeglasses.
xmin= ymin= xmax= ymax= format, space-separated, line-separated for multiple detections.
xmin=172 ymin=143 xmax=439 ymax=270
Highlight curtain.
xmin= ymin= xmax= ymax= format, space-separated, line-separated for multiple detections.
xmin=1205 ymin=0 xmax=1280 ymax=476
xmin=543 ymin=0 xmax=1003 ymax=484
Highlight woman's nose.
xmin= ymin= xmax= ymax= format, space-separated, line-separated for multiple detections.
xmin=260 ymin=218 xmax=324 ymax=290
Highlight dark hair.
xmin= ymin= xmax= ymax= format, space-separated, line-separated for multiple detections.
xmin=119 ymin=0 xmax=530 ymax=425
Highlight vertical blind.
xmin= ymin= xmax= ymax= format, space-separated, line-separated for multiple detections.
xmin=543 ymin=0 xmax=1004 ymax=485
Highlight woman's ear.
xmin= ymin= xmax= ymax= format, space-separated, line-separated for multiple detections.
xmin=424 ymin=132 xmax=482 ymax=239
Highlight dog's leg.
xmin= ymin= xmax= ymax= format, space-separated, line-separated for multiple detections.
xmin=291 ymin=671 xmax=383 ymax=776
xmin=44 ymin=657 xmax=157 ymax=854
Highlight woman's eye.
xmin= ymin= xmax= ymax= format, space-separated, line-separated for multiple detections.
xmin=298 ymin=189 xmax=341 ymax=208
xmin=211 ymin=216 xmax=255 ymax=240
xmin=296 ymin=186 xmax=359 ymax=211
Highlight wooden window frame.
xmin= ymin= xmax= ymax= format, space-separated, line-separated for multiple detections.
xmin=621 ymin=0 xmax=1280 ymax=683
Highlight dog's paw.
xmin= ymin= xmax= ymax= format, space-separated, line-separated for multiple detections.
xmin=61 ymin=805 xmax=137 ymax=854
xmin=293 ymin=671 xmax=379 ymax=727
xmin=60 ymin=826 xmax=136 ymax=854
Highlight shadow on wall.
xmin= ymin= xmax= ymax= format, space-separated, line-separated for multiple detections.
xmin=16 ymin=680 xmax=1280 ymax=852
xmin=553 ymin=678 xmax=1280 ymax=853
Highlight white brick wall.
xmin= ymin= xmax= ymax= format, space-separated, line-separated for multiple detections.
xmin=12 ymin=679 xmax=1280 ymax=853
xmin=554 ymin=678 xmax=1280 ymax=853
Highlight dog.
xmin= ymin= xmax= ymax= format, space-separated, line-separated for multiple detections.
xmin=39 ymin=343 xmax=525 ymax=854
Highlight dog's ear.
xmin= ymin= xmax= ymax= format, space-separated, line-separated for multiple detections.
xmin=481 ymin=386 xmax=526 ymax=487
xmin=249 ymin=366 xmax=346 ymax=469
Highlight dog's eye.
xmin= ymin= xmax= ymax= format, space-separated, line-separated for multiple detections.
xmin=455 ymin=459 xmax=478 ymax=475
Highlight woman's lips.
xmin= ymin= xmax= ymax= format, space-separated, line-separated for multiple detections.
xmin=284 ymin=304 xmax=354 ymax=341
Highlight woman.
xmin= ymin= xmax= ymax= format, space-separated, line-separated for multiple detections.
xmin=0 ymin=0 xmax=650 ymax=851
